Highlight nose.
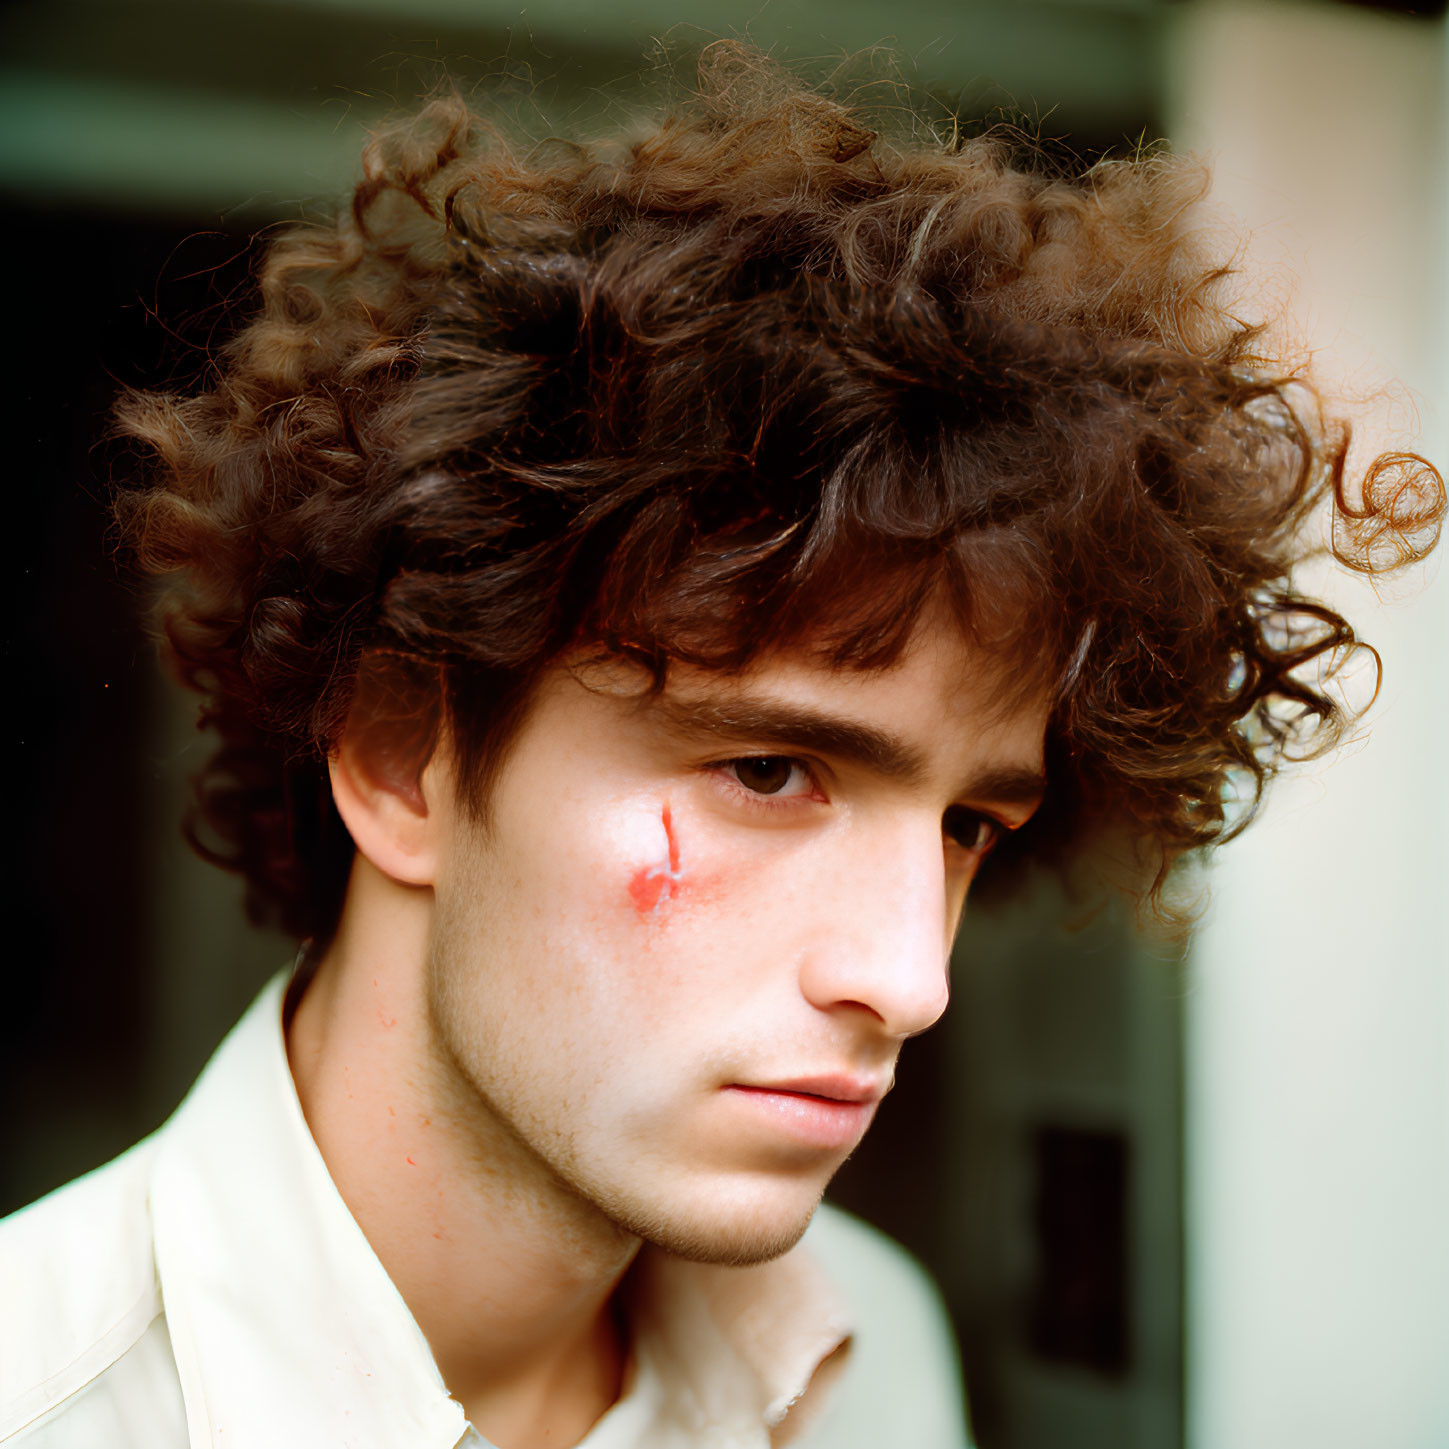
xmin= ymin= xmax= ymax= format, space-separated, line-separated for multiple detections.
xmin=796 ymin=813 xmax=954 ymax=1039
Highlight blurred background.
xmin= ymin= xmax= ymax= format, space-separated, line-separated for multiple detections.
xmin=2 ymin=2 xmax=1444 ymax=1447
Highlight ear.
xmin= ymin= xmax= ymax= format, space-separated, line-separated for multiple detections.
xmin=329 ymin=728 xmax=447 ymax=887
xmin=330 ymin=653 xmax=451 ymax=886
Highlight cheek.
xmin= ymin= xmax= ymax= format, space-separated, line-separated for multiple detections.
xmin=619 ymin=801 xmax=812 ymax=951
xmin=626 ymin=802 xmax=687 ymax=919
xmin=623 ymin=801 xmax=740 ymax=925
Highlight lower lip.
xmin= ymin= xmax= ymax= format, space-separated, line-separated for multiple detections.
xmin=723 ymin=1086 xmax=876 ymax=1150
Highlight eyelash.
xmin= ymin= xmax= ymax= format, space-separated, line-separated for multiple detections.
xmin=707 ymin=754 xmax=1007 ymax=856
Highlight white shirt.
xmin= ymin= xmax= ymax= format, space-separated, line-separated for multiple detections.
xmin=1 ymin=975 xmax=967 ymax=1447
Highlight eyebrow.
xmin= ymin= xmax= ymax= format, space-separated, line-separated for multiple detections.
xmin=651 ymin=693 xmax=1048 ymax=810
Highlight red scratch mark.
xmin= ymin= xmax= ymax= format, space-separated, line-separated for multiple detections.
xmin=629 ymin=867 xmax=668 ymax=914
xmin=377 ymin=1004 xmax=397 ymax=1030
xmin=387 ymin=1105 xmax=396 ymax=1117
xmin=405 ymin=1156 xmax=416 ymax=1166
xmin=628 ymin=804 xmax=685 ymax=917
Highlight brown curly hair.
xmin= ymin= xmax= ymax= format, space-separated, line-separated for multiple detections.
xmin=114 ymin=44 xmax=1443 ymax=942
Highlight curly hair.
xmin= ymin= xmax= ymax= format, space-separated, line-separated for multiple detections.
xmin=114 ymin=44 xmax=1444 ymax=942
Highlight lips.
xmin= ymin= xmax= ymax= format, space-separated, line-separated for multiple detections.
xmin=737 ymin=1075 xmax=889 ymax=1105
xmin=722 ymin=1075 xmax=889 ymax=1151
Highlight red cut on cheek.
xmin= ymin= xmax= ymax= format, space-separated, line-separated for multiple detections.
xmin=629 ymin=804 xmax=685 ymax=918
xmin=628 ymin=868 xmax=669 ymax=914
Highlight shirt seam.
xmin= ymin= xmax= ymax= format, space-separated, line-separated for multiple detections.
xmin=0 ymin=1287 xmax=161 ymax=1439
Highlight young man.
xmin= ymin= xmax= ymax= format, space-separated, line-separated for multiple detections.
xmin=2 ymin=44 xmax=1440 ymax=1449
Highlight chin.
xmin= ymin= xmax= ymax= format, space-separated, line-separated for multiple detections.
xmin=602 ymin=1176 xmax=827 ymax=1267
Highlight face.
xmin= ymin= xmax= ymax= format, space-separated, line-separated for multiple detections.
xmin=423 ymin=607 xmax=1050 ymax=1265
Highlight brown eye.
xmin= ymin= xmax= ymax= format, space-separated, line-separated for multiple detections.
xmin=944 ymin=806 xmax=999 ymax=853
xmin=730 ymin=757 xmax=797 ymax=795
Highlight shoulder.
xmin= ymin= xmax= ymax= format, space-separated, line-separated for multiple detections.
xmin=0 ymin=1139 xmax=178 ymax=1442
xmin=796 ymin=1202 xmax=969 ymax=1448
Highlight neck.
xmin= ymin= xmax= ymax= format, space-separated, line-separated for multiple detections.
xmin=287 ymin=855 xmax=640 ymax=1448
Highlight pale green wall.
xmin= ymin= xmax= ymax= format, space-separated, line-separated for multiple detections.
xmin=1171 ymin=6 xmax=1449 ymax=1447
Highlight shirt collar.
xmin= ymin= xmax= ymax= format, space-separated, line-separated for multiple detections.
xmin=628 ymin=1242 xmax=854 ymax=1445
xmin=149 ymin=974 xmax=853 ymax=1448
